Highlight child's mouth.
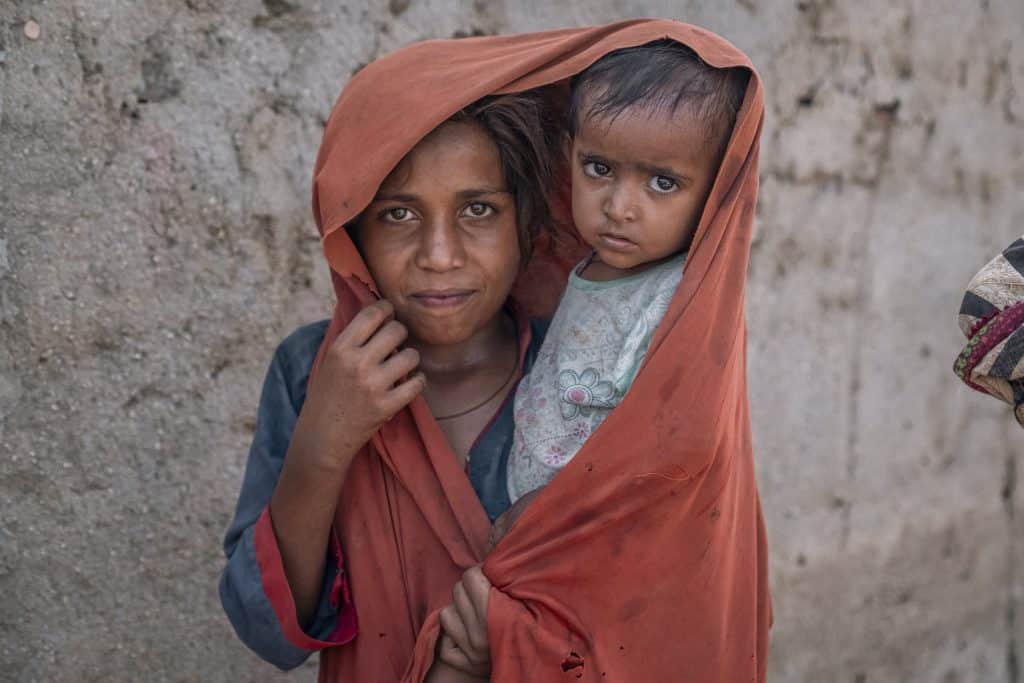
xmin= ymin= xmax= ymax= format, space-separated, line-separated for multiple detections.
xmin=597 ymin=233 xmax=638 ymax=252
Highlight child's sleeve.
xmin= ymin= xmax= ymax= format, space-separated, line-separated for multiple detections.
xmin=218 ymin=323 xmax=357 ymax=670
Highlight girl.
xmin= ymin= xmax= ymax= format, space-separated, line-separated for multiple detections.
xmin=220 ymin=90 xmax=565 ymax=678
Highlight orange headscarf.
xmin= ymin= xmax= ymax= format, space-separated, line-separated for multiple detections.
xmin=261 ymin=19 xmax=770 ymax=682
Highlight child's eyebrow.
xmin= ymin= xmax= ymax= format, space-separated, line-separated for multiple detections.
xmin=578 ymin=150 xmax=692 ymax=184
xmin=638 ymin=161 xmax=692 ymax=183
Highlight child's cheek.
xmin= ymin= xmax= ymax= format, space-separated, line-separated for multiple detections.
xmin=572 ymin=189 xmax=602 ymax=235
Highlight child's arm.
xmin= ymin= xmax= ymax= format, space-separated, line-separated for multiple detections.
xmin=425 ymin=660 xmax=486 ymax=683
xmin=428 ymin=491 xmax=545 ymax=682
xmin=486 ymin=487 xmax=543 ymax=553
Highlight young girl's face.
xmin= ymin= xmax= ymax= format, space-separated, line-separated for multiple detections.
xmin=570 ymin=105 xmax=721 ymax=276
xmin=355 ymin=120 xmax=521 ymax=348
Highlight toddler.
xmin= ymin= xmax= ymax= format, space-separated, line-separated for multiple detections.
xmin=505 ymin=40 xmax=749 ymax=505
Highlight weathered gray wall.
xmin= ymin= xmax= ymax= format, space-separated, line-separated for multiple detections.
xmin=1 ymin=0 xmax=1021 ymax=681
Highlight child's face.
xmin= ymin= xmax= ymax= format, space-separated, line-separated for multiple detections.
xmin=570 ymin=104 xmax=722 ymax=274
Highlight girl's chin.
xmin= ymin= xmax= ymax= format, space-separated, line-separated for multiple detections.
xmin=405 ymin=319 xmax=477 ymax=347
xmin=398 ymin=300 xmax=508 ymax=348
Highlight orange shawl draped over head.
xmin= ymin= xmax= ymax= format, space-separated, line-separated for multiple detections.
xmin=271 ymin=18 xmax=770 ymax=682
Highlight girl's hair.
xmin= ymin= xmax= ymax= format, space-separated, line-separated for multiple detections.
xmin=567 ymin=39 xmax=749 ymax=161
xmin=451 ymin=88 xmax=564 ymax=263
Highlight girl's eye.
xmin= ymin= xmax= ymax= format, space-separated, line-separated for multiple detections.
xmin=462 ymin=202 xmax=495 ymax=218
xmin=649 ymin=175 xmax=678 ymax=193
xmin=583 ymin=161 xmax=611 ymax=178
xmin=383 ymin=207 xmax=414 ymax=222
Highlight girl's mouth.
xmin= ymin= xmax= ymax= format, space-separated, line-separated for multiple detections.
xmin=410 ymin=289 xmax=476 ymax=309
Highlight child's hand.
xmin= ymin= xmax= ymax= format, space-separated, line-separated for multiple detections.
xmin=486 ymin=487 xmax=542 ymax=554
xmin=292 ymin=299 xmax=424 ymax=471
xmin=437 ymin=566 xmax=493 ymax=678
xmin=425 ymin=645 xmax=488 ymax=683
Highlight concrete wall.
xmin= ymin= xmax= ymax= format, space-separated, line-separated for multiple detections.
xmin=2 ymin=1 xmax=1021 ymax=681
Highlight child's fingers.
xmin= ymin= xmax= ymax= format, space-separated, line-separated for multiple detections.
xmin=451 ymin=581 xmax=488 ymax=657
xmin=460 ymin=566 xmax=492 ymax=619
xmin=436 ymin=633 xmax=475 ymax=675
xmin=438 ymin=604 xmax=471 ymax=655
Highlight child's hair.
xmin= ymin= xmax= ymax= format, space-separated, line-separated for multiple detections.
xmin=567 ymin=39 xmax=749 ymax=161
xmin=451 ymin=89 xmax=563 ymax=263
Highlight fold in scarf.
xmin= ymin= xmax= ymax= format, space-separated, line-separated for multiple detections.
xmin=287 ymin=19 xmax=770 ymax=681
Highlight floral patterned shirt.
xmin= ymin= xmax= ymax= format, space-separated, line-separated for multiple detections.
xmin=507 ymin=251 xmax=687 ymax=502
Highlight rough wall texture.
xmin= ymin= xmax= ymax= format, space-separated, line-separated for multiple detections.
xmin=1 ymin=1 xmax=1022 ymax=681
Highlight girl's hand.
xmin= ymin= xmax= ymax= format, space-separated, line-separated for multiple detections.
xmin=437 ymin=566 xmax=493 ymax=677
xmin=293 ymin=299 xmax=425 ymax=471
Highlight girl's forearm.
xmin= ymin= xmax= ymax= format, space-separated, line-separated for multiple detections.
xmin=268 ymin=425 xmax=359 ymax=626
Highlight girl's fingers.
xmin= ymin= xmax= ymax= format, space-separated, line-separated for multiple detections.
xmin=338 ymin=300 xmax=394 ymax=348
xmin=361 ymin=319 xmax=409 ymax=363
xmin=383 ymin=372 xmax=426 ymax=415
xmin=379 ymin=347 xmax=420 ymax=386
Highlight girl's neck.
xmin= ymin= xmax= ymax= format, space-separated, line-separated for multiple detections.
xmin=410 ymin=309 xmax=517 ymax=384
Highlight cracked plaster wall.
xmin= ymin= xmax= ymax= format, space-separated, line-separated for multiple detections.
xmin=1 ymin=1 xmax=1022 ymax=681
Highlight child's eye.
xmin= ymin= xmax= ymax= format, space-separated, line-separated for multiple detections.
xmin=381 ymin=207 xmax=415 ymax=222
xmin=649 ymin=175 xmax=678 ymax=193
xmin=583 ymin=161 xmax=611 ymax=178
xmin=461 ymin=202 xmax=495 ymax=219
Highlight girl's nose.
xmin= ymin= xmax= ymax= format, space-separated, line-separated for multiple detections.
xmin=415 ymin=217 xmax=467 ymax=272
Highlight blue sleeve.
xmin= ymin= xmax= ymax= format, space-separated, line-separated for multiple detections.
xmin=218 ymin=321 xmax=341 ymax=671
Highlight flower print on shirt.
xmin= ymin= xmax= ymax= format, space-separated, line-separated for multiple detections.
xmin=558 ymin=368 xmax=617 ymax=420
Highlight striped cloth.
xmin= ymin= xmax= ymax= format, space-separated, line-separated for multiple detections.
xmin=955 ymin=236 xmax=1024 ymax=426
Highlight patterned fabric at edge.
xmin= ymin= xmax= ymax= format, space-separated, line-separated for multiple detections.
xmin=955 ymin=236 xmax=1024 ymax=426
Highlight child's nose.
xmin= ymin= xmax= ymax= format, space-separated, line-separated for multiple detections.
xmin=603 ymin=183 xmax=639 ymax=224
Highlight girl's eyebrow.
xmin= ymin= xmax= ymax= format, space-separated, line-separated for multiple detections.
xmin=456 ymin=187 xmax=509 ymax=200
xmin=373 ymin=188 xmax=509 ymax=202
xmin=373 ymin=192 xmax=419 ymax=202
